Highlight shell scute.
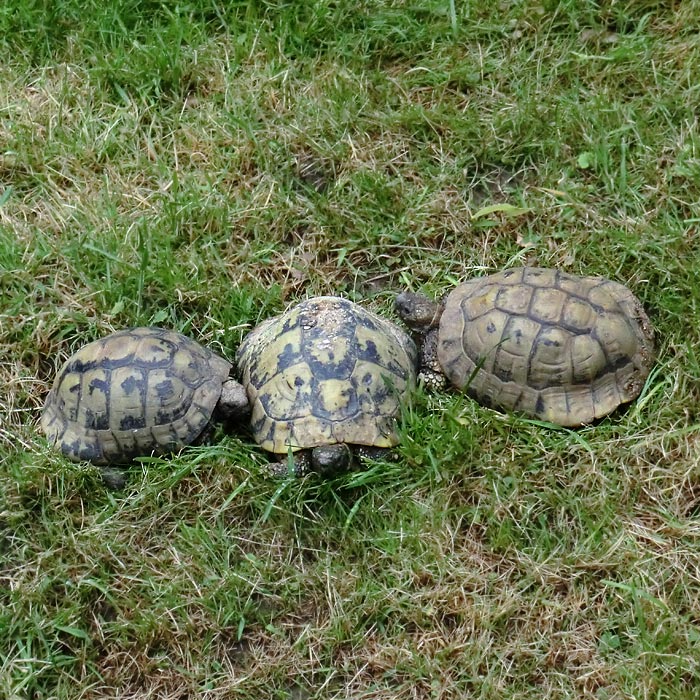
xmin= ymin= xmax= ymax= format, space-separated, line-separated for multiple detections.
xmin=530 ymin=287 xmax=567 ymax=324
xmin=495 ymin=283 xmax=533 ymax=315
xmin=561 ymin=296 xmax=595 ymax=332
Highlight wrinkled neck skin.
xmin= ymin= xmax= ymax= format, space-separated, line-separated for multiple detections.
xmin=393 ymin=293 xmax=446 ymax=385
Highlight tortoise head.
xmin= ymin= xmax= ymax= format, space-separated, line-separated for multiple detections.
xmin=394 ymin=291 xmax=442 ymax=332
xmin=215 ymin=378 xmax=251 ymax=421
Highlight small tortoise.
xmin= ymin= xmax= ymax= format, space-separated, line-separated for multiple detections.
xmin=236 ymin=296 xmax=417 ymax=476
xmin=395 ymin=267 xmax=655 ymax=426
xmin=41 ymin=327 xmax=249 ymax=470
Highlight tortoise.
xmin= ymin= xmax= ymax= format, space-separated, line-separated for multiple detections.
xmin=235 ymin=296 xmax=417 ymax=476
xmin=41 ymin=327 xmax=250 ymax=476
xmin=394 ymin=267 xmax=655 ymax=426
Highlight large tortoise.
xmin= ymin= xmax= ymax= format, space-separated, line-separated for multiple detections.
xmin=395 ymin=267 xmax=655 ymax=426
xmin=236 ymin=296 xmax=417 ymax=476
xmin=41 ymin=327 xmax=249 ymax=471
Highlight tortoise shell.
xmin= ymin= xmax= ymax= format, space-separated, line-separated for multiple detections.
xmin=437 ymin=267 xmax=654 ymax=426
xmin=41 ymin=327 xmax=232 ymax=464
xmin=235 ymin=296 xmax=417 ymax=454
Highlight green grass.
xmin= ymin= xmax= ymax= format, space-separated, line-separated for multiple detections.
xmin=2 ymin=1 xmax=700 ymax=697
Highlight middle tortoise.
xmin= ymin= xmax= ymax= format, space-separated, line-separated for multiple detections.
xmin=236 ymin=296 xmax=417 ymax=476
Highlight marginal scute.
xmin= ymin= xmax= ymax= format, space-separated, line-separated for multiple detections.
xmin=236 ymin=296 xmax=417 ymax=458
xmin=41 ymin=327 xmax=233 ymax=464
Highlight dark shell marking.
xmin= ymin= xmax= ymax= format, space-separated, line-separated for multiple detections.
xmin=438 ymin=267 xmax=654 ymax=426
xmin=41 ymin=327 xmax=232 ymax=464
xmin=236 ymin=296 xmax=417 ymax=454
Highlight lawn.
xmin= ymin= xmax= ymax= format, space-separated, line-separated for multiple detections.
xmin=1 ymin=1 xmax=699 ymax=698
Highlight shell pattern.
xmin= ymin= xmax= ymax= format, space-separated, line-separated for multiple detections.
xmin=236 ymin=296 xmax=417 ymax=454
xmin=41 ymin=327 xmax=232 ymax=464
xmin=437 ymin=267 xmax=654 ymax=426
